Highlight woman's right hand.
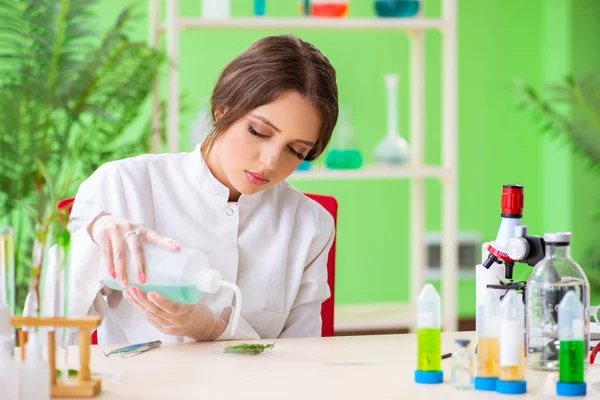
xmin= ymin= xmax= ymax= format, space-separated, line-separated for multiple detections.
xmin=88 ymin=213 xmax=181 ymax=288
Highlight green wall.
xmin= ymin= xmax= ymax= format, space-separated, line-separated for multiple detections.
xmin=94 ymin=0 xmax=599 ymax=315
xmin=571 ymin=0 xmax=600 ymax=304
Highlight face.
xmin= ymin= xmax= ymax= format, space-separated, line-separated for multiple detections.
xmin=208 ymin=90 xmax=321 ymax=201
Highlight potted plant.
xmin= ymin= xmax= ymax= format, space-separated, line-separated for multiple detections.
xmin=0 ymin=0 xmax=167 ymax=313
xmin=517 ymin=73 xmax=600 ymax=296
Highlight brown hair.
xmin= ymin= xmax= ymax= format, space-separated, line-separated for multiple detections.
xmin=201 ymin=35 xmax=338 ymax=162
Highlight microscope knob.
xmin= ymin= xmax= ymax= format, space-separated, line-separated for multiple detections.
xmin=507 ymin=237 xmax=530 ymax=260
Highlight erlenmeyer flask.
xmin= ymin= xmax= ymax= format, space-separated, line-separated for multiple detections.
xmin=373 ymin=74 xmax=411 ymax=165
xmin=325 ymin=105 xmax=363 ymax=170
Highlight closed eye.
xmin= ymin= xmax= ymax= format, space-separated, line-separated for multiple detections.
xmin=249 ymin=125 xmax=306 ymax=160
xmin=248 ymin=125 xmax=268 ymax=139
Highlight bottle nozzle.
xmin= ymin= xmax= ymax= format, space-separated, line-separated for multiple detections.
xmin=217 ymin=280 xmax=241 ymax=336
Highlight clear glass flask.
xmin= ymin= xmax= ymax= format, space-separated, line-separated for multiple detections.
xmin=372 ymin=74 xmax=410 ymax=165
xmin=525 ymin=232 xmax=590 ymax=371
xmin=325 ymin=105 xmax=363 ymax=170
xmin=451 ymin=339 xmax=473 ymax=390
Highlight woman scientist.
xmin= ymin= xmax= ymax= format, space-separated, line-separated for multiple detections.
xmin=68 ymin=35 xmax=338 ymax=345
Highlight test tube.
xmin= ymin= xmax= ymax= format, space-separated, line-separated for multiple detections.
xmin=497 ymin=290 xmax=527 ymax=395
xmin=0 ymin=227 xmax=15 ymax=316
xmin=414 ymin=284 xmax=443 ymax=384
xmin=474 ymin=291 xmax=500 ymax=391
xmin=556 ymin=291 xmax=587 ymax=397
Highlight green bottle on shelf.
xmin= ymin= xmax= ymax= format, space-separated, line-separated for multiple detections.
xmin=325 ymin=105 xmax=363 ymax=170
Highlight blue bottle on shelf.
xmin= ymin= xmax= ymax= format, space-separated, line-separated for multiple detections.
xmin=374 ymin=0 xmax=420 ymax=18
xmin=296 ymin=160 xmax=311 ymax=171
xmin=254 ymin=0 xmax=266 ymax=16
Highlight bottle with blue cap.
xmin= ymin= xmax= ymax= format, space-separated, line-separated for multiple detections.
xmin=414 ymin=284 xmax=443 ymax=384
xmin=474 ymin=290 xmax=500 ymax=391
xmin=497 ymin=290 xmax=527 ymax=395
xmin=556 ymin=291 xmax=587 ymax=397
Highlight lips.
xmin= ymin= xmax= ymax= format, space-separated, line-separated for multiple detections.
xmin=245 ymin=170 xmax=269 ymax=186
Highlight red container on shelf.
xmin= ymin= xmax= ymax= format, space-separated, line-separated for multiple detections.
xmin=303 ymin=0 xmax=349 ymax=18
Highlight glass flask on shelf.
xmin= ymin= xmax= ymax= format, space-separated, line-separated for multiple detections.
xmin=309 ymin=0 xmax=349 ymax=18
xmin=372 ymin=74 xmax=410 ymax=165
xmin=525 ymin=232 xmax=590 ymax=371
xmin=325 ymin=105 xmax=363 ymax=170
xmin=374 ymin=0 xmax=420 ymax=18
xmin=201 ymin=0 xmax=231 ymax=19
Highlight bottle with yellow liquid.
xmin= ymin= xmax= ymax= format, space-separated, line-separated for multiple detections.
xmin=556 ymin=291 xmax=587 ymax=397
xmin=474 ymin=290 xmax=500 ymax=391
xmin=414 ymin=284 xmax=443 ymax=384
xmin=497 ymin=290 xmax=527 ymax=395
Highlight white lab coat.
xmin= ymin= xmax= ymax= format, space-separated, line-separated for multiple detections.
xmin=68 ymin=145 xmax=334 ymax=344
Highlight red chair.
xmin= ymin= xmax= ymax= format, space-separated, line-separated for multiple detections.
xmin=62 ymin=193 xmax=337 ymax=342
xmin=304 ymin=193 xmax=337 ymax=337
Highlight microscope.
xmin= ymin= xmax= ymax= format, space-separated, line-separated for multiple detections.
xmin=476 ymin=185 xmax=546 ymax=327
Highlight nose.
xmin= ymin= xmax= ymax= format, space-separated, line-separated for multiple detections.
xmin=258 ymin=141 xmax=284 ymax=172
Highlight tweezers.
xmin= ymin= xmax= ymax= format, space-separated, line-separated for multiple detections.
xmin=103 ymin=340 xmax=162 ymax=358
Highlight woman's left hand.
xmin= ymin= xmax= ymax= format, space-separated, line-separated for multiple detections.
xmin=124 ymin=286 xmax=227 ymax=341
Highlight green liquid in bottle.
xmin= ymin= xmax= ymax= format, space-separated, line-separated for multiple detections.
xmin=559 ymin=340 xmax=585 ymax=383
xmin=417 ymin=328 xmax=441 ymax=371
xmin=325 ymin=149 xmax=363 ymax=170
xmin=105 ymin=280 xmax=204 ymax=305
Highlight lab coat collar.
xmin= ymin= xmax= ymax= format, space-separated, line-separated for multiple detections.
xmin=192 ymin=143 xmax=265 ymax=209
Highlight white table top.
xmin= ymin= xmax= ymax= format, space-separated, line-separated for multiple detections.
xmin=58 ymin=332 xmax=600 ymax=399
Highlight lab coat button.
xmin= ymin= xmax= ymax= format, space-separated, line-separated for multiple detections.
xmin=226 ymin=208 xmax=235 ymax=216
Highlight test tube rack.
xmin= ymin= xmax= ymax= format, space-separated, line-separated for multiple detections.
xmin=10 ymin=316 xmax=102 ymax=398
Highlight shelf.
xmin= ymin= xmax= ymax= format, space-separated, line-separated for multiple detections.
xmin=334 ymin=302 xmax=412 ymax=333
xmin=170 ymin=17 xmax=448 ymax=32
xmin=289 ymin=165 xmax=448 ymax=181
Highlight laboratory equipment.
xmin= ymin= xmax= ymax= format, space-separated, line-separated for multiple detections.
xmin=556 ymin=291 xmax=587 ymax=397
xmin=374 ymin=0 xmax=420 ymax=18
xmin=0 ymin=335 xmax=17 ymax=400
xmin=526 ymin=232 xmax=590 ymax=371
xmin=302 ymin=0 xmax=310 ymax=15
xmin=0 ymin=226 xmax=16 ymax=317
xmin=474 ymin=291 xmax=500 ymax=391
xmin=310 ymin=0 xmax=349 ymax=18
xmin=19 ymin=331 xmax=51 ymax=400
xmin=373 ymin=74 xmax=411 ymax=165
xmin=296 ymin=160 xmax=311 ymax=171
xmin=103 ymin=340 xmax=162 ymax=358
xmin=325 ymin=105 xmax=363 ymax=170
xmin=497 ymin=290 xmax=527 ymax=395
xmin=201 ymin=0 xmax=230 ymax=18
xmin=451 ymin=339 xmax=473 ymax=390
xmin=12 ymin=315 xmax=102 ymax=398
xmin=101 ymin=242 xmax=242 ymax=335
xmin=254 ymin=0 xmax=266 ymax=16
xmin=414 ymin=284 xmax=443 ymax=384
xmin=475 ymin=184 xmax=546 ymax=345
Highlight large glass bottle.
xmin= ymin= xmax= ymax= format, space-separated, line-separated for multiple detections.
xmin=525 ymin=232 xmax=590 ymax=371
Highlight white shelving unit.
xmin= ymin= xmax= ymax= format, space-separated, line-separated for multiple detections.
xmin=148 ymin=0 xmax=459 ymax=332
